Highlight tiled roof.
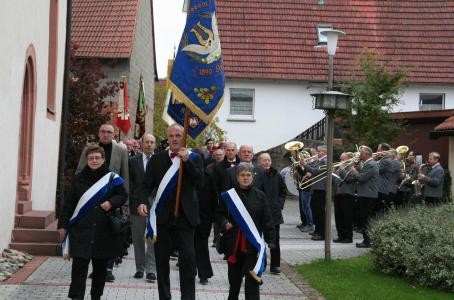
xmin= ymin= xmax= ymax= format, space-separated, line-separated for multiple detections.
xmin=72 ymin=0 xmax=139 ymax=58
xmin=216 ymin=0 xmax=454 ymax=84
xmin=434 ymin=112 xmax=454 ymax=131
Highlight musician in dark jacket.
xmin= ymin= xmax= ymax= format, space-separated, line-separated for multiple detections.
xmin=333 ymin=152 xmax=356 ymax=243
xmin=58 ymin=145 xmax=127 ymax=300
xmin=257 ymin=152 xmax=286 ymax=274
xmin=137 ymin=124 xmax=204 ymax=300
xmin=418 ymin=151 xmax=445 ymax=205
xmin=350 ymin=146 xmax=379 ymax=248
xmin=217 ymin=162 xmax=275 ymax=300
xmin=300 ymin=145 xmax=327 ymax=241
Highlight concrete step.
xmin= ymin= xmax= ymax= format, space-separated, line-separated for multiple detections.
xmin=17 ymin=201 xmax=33 ymax=214
xmin=15 ymin=210 xmax=55 ymax=229
xmin=12 ymin=220 xmax=60 ymax=243
xmin=9 ymin=242 xmax=61 ymax=256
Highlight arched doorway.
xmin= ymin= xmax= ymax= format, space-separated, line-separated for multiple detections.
xmin=16 ymin=45 xmax=37 ymax=209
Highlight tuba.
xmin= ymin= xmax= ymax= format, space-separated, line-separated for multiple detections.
xmin=284 ymin=141 xmax=308 ymax=187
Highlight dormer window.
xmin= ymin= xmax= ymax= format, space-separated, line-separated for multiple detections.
xmin=316 ymin=24 xmax=333 ymax=45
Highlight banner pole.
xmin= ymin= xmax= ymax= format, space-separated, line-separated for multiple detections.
xmin=174 ymin=106 xmax=190 ymax=217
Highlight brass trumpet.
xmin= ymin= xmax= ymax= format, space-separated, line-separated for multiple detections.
xmin=298 ymin=158 xmax=355 ymax=190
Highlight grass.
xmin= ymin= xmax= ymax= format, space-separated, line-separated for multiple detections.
xmin=295 ymin=255 xmax=454 ymax=300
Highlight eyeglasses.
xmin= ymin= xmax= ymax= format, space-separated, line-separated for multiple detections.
xmin=100 ymin=130 xmax=114 ymax=134
xmin=87 ymin=156 xmax=103 ymax=161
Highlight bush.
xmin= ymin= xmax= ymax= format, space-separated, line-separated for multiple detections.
xmin=370 ymin=203 xmax=454 ymax=292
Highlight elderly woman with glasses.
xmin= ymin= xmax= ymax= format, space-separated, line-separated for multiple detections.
xmin=217 ymin=162 xmax=275 ymax=300
xmin=58 ymin=145 xmax=127 ymax=300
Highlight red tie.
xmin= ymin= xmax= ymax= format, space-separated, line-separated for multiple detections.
xmin=170 ymin=152 xmax=178 ymax=159
xmin=228 ymin=228 xmax=247 ymax=264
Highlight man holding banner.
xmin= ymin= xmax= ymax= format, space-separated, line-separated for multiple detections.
xmin=138 ymin=124 xmax=204 ymax=300
xmin=218 ymin=163 xmax=275 ymax=300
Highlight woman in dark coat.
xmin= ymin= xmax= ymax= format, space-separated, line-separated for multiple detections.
xmin=217 ymin=162 xmax=275 ymax=300
xmin=58 ymin=145 xmax=127 ymax=300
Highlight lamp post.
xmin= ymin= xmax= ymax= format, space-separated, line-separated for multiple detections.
xmin=312 ymin=29 xmax=349 ymax=260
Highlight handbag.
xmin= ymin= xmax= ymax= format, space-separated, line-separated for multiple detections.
xmin=109 ymin=209 xmax=130 ymax=235
xmin=106 ymin=173 xmax=130 ymax=235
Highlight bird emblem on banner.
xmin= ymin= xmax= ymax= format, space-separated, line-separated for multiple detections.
xmin=167 ymin=0 xmax=224 ymax=138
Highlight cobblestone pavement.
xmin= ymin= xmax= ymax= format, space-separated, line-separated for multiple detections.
xmin=0 ymin=197 xmax=368 ymax=299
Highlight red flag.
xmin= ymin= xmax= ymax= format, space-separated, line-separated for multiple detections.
xmin=115 ymin=78 xmax=131 ymax=134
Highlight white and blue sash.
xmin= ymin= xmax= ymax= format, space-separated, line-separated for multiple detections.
xmin=220 ymin=188 xmax=267 ymax=283
xmin=145 ymin=151 xmax=197 ymax=243
xmin=62 ymin=172 xmax=124 ymax=260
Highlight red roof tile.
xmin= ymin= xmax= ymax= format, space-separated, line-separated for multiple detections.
xmin=434 ymin=112 xmax=454 ymax=131
xmin=72 ymin=0 xmax=139 ymax=58
xmin=216 ymin=0 xmax=454 ymax=84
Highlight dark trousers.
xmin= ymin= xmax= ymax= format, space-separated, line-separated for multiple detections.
xmin=376 ymin=192 xmax=388 ymax=215
xmin=298 ymin=190 xmax=308 ymax=225
xmin=311 ymin=190 xmax=326 ymax=237
xmin=228 ymin=252 xmax=260 ymax=300
xmin=195 ymin=221 xmax=214 ymax=279
xmin=155 ymin=217 xmax=196 ymax=300
xmin=425 ymin=196 xmax=442 ymax=206
xmin=68 ymin=257 xmax=108 ymax=299
xmin=270 ymin=224 xmax=280 ymax=269
xmin=334 ymin=194 xmax=354 ymax=240
xmin=358 ymin=196 xmax=377 ymax=244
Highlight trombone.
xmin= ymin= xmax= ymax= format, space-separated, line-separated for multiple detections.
xmin=298 ymin=157 xmax=356 ymax=190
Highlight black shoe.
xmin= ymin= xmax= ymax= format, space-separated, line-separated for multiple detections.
xmin=356 ymin=242 xmax=370 ymax=248
xmin=133 ymin=271 xmax=144 ymax=279
xmin=311 ymin=234 xmax=324 ymax=241
xmin=199 ymin=277 xmax=208 ymax=285
xmin=146 ymin=273 xmax=156 ymax=282
xmin=91 ymin=297 xmax=100 ymax=300
xmin=296 ymin=223 xmax=305 ymax=229
xmin=70 ymin=297 xmax=83 ymax=300
xmin=270 ymin=267 xmax=281 ymax=275
xmin=88 ymin=272 xmax=93 ymax=279
xmin=309 ymin=231 xmax=315 ymax=236
xmin=170 ymin=250 xmax=179 ymax=260
xmin=333 ymin=238 xmax=344 ymax=243
xmin=341 ymin=238 xmax=353 ymax=243
xmin=176 ymin=261 xmax=180 ymax=268
xmin=106 ymin=271 xmax=115 ymax=282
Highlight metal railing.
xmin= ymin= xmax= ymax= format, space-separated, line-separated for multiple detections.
xmin=297 ymin=117 xmax=326 ymax=141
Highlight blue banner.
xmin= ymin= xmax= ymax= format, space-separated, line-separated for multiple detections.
xmin=168 ymin=0 xmax=224 ymax=137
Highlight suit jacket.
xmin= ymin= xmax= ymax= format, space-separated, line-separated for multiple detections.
xmin=139 ymin=150 xmax=204 ymax=227
xmin=389 ymin=159 xmax=402 ymax=194
xmin=377 ymin=157 xmax=393 ymax=195
xmin=77 ymin=142 xmax=130 ymax=193
xmin=129 ymin=153 xmax=152 ymax=215
xmin=422 ymin=163 xmax=444 ymax=198
xmin=353 ymin=158 xmax=379 ymax=198
xmin=263 ymin=167 xmax=287 ymax=225
xmin=335 ymin=166 xmax=356 ymax=196
xmin=212 ymin=156 xmax=240 ymax=194
xmin=303 ymin=156 xmax=327 ymax=191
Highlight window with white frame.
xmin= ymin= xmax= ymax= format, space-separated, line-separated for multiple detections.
xmin=419 ymin=93 xmax=444 ymax=111
xmin=229 ymin=88 xmax=254 ymax=120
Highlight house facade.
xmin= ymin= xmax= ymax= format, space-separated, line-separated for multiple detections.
xmin=72 ymin=0 xmax=157 ymax=137
xmin=0 ymin=0 xmax=68 ymax=251
xmin=215 ymin=0 xmax=454 ymax=152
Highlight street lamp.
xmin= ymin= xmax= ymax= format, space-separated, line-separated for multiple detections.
xmin=312 ymin=29 xmax=349 ymax=261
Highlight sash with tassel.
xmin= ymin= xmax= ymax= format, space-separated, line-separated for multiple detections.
xmin=62 ymin=172 xmax=124 ymax=260
xmin=145 ymin=151 xmax=198 ymax=243
xmin=220 ymin=188 xmax=267 ymax=284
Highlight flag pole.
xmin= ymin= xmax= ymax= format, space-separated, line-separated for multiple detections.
xmin=174 ymin=106 xmax=190 ymax=217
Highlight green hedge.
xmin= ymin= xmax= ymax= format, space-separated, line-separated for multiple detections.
xmin=370 ymin=204 xmax=454 ymax=292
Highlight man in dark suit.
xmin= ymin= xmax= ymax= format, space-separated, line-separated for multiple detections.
xmin=137 ymin=124 xmax=204 ymax=300
xmin=129 ymin=133 xmax=156 ymax=282
xmin=226 ymin=144 xmax=266 ymax=192
xmin=418 ymin=152 xmax=444 ymax=205
xmin=350 ymin=146 xmax=379 ymax=248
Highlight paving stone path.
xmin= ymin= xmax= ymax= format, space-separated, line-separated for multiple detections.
xmin=0 ymin=198 xmax=368 ymax=299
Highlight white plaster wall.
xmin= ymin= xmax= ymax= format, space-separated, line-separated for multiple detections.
xmin=394 ymin=85 xmax=454 ymax=112
xmin=0 ymin=0 xmax=67 ymax=250
xmin=217 ymin=80 xmax=325 ymax=152
xmin=217 ymin=81 xmax=454 ymax=152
